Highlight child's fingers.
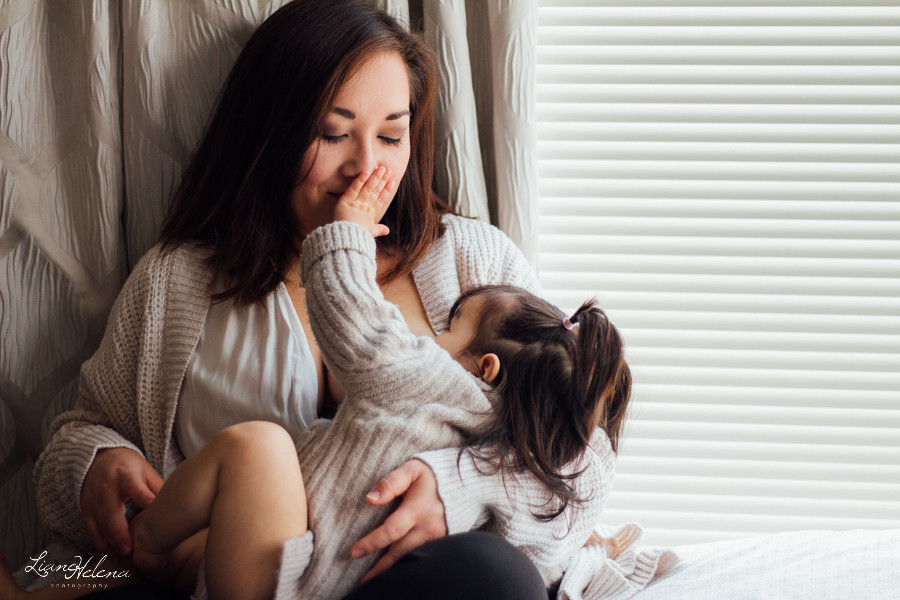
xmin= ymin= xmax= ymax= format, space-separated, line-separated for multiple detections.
xmin=363 ymin=167 xmax=390 ymax=201
xmin=342 ymin=171 xmax=370 ymax=201
xmin=379 ymin=178 xmax=397 ymax=206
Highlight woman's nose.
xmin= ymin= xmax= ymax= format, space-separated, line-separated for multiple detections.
xmin=342 ymin=139 xmax=379 ymax=177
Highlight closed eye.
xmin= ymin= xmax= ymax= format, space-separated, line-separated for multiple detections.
xmin=380 ymin=136 xmax=404 ymax=147
xmin=322 ymin=134 xmax=346 ymax=144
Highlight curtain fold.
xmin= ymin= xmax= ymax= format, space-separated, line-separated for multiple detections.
xmin=0 ymin=0 xmax=536 ymax=570
xmin=419 ymin=0 xmax=538 ymax=260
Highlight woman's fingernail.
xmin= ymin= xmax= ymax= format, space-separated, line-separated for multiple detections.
xmin=367 ymin=490 xmax=381 ymax=501
xmin=352 ymin=548 xmax=367 ymax=559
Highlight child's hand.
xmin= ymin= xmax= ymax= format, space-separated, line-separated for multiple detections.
xmin=334 ymin=167 xmax=394 ymax=237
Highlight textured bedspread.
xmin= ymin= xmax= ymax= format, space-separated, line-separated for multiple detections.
xmin=630 ymin=528 xmax=900 ymax=600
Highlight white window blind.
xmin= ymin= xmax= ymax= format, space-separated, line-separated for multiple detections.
xmin=536 ymin=1 xmax=900 ymax=546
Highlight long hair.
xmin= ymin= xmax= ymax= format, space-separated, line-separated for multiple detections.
xmin=451 ymin=285 xmax=632 ymax=521
xmin=158 ymin=0 xmax=446 ymax=306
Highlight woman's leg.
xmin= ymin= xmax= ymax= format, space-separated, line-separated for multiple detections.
xmin=133 ymin=421 xmax=307 ymax=600
xmin=343 ymin=531 xmax=548 ymax=600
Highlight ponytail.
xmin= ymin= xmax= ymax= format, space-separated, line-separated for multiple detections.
xmin=564 ymin=301 xmax=631 ymax=453
xmin=454 ymin=286 xmax=632 ymax=521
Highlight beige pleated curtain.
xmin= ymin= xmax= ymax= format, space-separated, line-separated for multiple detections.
xmin=0 ymin=0 xmax=536 ymax=569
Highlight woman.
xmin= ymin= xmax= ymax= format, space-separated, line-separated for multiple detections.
xmin=31 ymin=1 xmax=603 ymax=598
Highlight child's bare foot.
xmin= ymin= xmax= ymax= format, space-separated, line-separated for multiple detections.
xmin=0 ymin=552 xmax=27 ymax=600
xmin=130 ymin=512 xmax=168 ymax=573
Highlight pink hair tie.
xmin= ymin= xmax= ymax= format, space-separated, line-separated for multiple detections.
xmin=563 ymin=317 xmax=576 ymax=331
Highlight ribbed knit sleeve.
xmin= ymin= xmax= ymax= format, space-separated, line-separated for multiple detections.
xmin=417 ymin=428 xmax=616 ymax=586
xmin=33 ymin=245 xmax=211 ymax=547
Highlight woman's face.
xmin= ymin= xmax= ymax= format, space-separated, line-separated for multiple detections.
xmin=293 ymin=51 xmax=412 ymax=238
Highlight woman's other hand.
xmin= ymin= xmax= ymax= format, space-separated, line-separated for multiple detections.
xmin=351 ymin=458 xmax=447 ymax=581
xmin=81 ymin=447 xmax=163 ymax=557
xmin=333 ymin=167 xmax=395 ymax=237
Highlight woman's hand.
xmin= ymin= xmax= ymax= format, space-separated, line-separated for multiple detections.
xmin=351 ymin=459 xmax=447 ymax=582
xmin=333 ymin=167 xmax=395 ymax=237
xmin=80 ymin=447 xmax=163 ymax=557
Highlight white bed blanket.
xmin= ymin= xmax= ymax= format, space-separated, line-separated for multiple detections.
xmin=629 ymin=528 xmax=900 ymax=600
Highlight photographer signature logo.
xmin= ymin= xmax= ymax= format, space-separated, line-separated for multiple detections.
xmin=24 ymin=550 xmax=131 ymax=581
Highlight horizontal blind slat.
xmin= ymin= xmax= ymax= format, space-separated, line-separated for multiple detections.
xmin=539 ymin=198 xmax=900 ymax=219
xmin=537 ymin=65 xmax=900 ymax=85
xmin=538 ymin=215 xmax=900 ymax=238
xmin=616 ymin=438 xmax=900 ymax=464
xmin=541 ymin=160 xmax=900 ymax=181
xmin=540 ymin=141 xmax=900 ymax=162
xmin=538 ymin=179 xmax=900 ymax=200
xmin=538 ymin=46 xmax=900 ymax=65
xmin=538 ymin=83 xmax=900 ymax=104
xmin=537 ymin=122 xmax=900 ymax=142
xmin=538 ymin=6 xmax=900 ymax=26
xmin=538 ymin=103 xmax=900 ymax=123
xmin=613 ymin=474 xmax=900 ymax=501
xmin=615 ymin=455 xmax=900 ymax=481
xmin=538 ymin=26 xmax=900 ymax=45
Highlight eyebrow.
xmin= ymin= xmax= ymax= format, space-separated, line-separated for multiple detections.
xmin=331 ymin=107 xmax=411 ymax=121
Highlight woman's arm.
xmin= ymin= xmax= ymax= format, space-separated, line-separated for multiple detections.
xmin=34 ymin=246 xmax=209 ymax=553
xmin=34 ymin=259 xmax=155 ymax=551
xmin=417 ymin=429 xmax=615 ymax=583
xmin=354 ymin=430 xmax=615 ymax=585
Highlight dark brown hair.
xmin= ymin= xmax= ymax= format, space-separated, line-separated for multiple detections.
xmin=159 ymin=0 xmax=447 ymax=305
xmin=450 ymin=285 xmax=631 ymax=521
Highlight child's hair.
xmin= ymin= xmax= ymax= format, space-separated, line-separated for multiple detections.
xmin=450 ymin=284 xmax=631 ymax=521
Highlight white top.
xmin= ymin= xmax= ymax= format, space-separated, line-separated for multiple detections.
xmin=175 ymin=283 xmax=319 ymax=457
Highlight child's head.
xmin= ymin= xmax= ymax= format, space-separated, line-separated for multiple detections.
xmin=436 ymin=284 xmax=631 ymax=519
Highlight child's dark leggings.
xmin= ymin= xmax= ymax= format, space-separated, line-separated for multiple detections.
xmin=78 ymin=531 xmax=547 ymax=600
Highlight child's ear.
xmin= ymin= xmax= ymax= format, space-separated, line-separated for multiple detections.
xmin=477 ymin=353 xmax=501 ymax=383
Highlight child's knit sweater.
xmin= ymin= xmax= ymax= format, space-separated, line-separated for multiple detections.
xmin=287 ymin=221 xmax=613 ymax=599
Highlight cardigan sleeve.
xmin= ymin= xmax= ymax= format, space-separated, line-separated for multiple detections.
xmin=33 ymin=252 xmax=156 ymax=546
xmin=33 ymin=245 xmax=210 ymax=547
xmin=416 ymin=428 xmax=616 ymax=586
